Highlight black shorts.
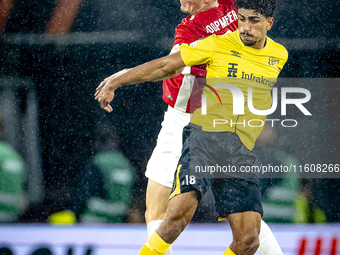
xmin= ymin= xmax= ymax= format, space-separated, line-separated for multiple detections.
xmin=170 ymin=124 xmax=263 ymax=218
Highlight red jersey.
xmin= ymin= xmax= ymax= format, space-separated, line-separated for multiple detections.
xmin=162 ymin=0 xmax=238 ymax=113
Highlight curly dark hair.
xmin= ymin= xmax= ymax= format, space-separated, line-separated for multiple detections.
xmin=234 ymin=0 xmax=277 ymax=18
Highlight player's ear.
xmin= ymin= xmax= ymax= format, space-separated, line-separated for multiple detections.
xmin=266 ymin=17 xmax=274 ymax=31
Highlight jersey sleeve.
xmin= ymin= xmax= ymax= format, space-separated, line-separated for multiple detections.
xmin=180 ymin=36 xmax=214 ymax=67
xmin=280 ymin=48 xmax=289 ymax=71
xmin=174 ymin=23 xmax=199 ymax=45
xmin=275 ymin=44 xmax=289 ymax=72
xmin=175 ymin=23 xmax=210 ymax=77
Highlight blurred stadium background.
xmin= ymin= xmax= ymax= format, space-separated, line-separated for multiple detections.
xmin=0 ymin=0 xmax=339 ymax=254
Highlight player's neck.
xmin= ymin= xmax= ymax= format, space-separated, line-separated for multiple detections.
xmin=253 ymin=37 xmax=267 ymax=50
xmin=242 ymin=36 xmax=267 ymax=50
xmin=191 ymin=2 xmax=219 ymax=16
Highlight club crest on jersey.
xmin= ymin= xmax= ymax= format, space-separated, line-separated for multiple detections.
xmin=268 ymin=57 xmax=280 ymax=66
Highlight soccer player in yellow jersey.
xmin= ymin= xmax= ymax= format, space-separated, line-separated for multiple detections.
xmin=95 ymin=0 xmax=287 ymax=254
xmin=182 ymin=21 xmax=287 ymax=151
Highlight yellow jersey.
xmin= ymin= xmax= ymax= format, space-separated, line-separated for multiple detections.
xmin=179 ymin=29 xmax=288 ymax=150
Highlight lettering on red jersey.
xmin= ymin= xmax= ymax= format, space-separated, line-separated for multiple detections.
xmin=205 ymin=10 xmax=238 ymax=33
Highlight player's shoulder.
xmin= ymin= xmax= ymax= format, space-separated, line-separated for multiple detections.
xmin=174 ymin=17 xmax=202 ymax=44
xmin=196 ymin=31 xmax=238 ymax=52
xmin=218 ymin=0 xmax=235 ymax=5
xmin=267 ymin=37 xmax=288 ymax=60
xmin=214 ymin=30 xmax=239 ymax=44
xmin=217 ymin=0 xmax=237 ymax=14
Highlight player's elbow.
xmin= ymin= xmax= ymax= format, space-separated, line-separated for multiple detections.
xmin=144 ymin=53 xmax=184 ymax=81
xmin=173 ymin=67 xmax=184 ymax=77
xmin=160 ymin=52 xmax=184 ymax=76
xmin=158 ymin=64 xmax=173 ymax=78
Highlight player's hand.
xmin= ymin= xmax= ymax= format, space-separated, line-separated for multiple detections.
xmin=95 ymin=82 xmax=115 ymax=112
xmin=94 ymin=69 xmax=130 ymax=113
xmin=95 ymin=69 xmax=130 ymax=97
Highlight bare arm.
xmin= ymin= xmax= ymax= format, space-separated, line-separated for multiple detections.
xmin=94 ymin=51 xmax=185 ymax=112
xmin=95 ymin=46 xmax=183 ymax=92
xmin=96 ymin=68 xmax=132 ymax=94
xmin=150 ymin=66 xmax=184 ymax=81
xmin=150 ymin=44 xmax=184 ymax=81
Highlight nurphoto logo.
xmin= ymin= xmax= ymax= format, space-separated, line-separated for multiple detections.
xmin=201 ymin=84 xmax=312 ymax=128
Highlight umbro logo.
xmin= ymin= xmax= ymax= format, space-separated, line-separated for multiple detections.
xmin=231 ymin=50 xmax=242 ymax=58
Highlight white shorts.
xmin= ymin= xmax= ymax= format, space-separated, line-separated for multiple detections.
xmin=145 ymin=106 xmax=191 ymax=188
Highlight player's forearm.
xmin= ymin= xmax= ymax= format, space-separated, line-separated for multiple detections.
xmin=106 ymin=52 xmax=185 ymax=90
xmin=151 ymin=67 xmax=184 ymax=81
